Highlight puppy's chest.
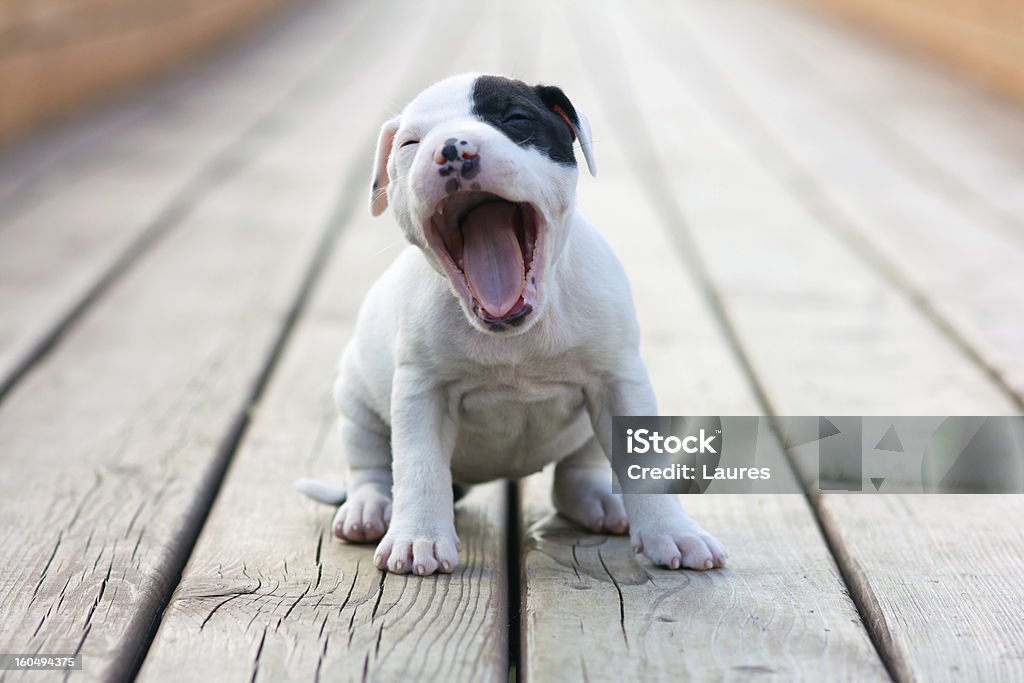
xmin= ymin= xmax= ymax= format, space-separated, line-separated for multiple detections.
xmin=452 ymin=363 xmax=588 ymax=446
xmin=453 ymin=360 xmax=588 ymax=413
xmin=451 ymin=367 xmax=590 ymax=481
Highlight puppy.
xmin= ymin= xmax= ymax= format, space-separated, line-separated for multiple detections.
xmin=297 ymin=74 xmax=726 ymax=575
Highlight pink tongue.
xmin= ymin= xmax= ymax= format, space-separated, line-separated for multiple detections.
xmin=461 ymin=202 xmax=525 ymax=318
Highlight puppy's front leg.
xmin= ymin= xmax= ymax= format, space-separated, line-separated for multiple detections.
xmin=585 ymin=368 xmax=728 ymax=571
xmin=375 ymin=367 xmax=460 ymax=575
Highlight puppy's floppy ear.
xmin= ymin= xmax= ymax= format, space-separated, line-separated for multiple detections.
xmin=370 ymin=116 xmax=401 ymax=216
xmin=535 ymin=85 xmax=597 ymax=177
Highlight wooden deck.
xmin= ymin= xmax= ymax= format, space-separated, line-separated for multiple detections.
xmin=1 ymin=0 xmax=1022 ymax=680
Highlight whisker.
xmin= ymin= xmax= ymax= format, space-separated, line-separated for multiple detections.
xmin=373 ymin=240 xmax=404 ymax=256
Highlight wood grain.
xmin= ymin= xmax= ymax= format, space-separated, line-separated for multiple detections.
xmin=522 ymin=480 xmax=887 ymax=681
xmin=815 ymin=495 xmax=1024 ymax=682
xmin=0 ymin=3 xmax=424 ymax=679
xmin=143 ymin=481 xmax=508 ymax=683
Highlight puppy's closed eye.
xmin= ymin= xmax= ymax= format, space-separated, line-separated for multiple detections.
xmin=502 ymin=111 xmax=531 ymax=123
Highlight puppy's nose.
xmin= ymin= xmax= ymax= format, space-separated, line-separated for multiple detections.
xmin=434 ymin=138 xmax=478 ymax=164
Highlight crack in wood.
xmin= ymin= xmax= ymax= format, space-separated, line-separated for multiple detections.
xmin=130 ymin=526 xmax=146 ymax=564
xmin=314 ymin=529 xmax=325 ymax=590
xmin=124 ymin=500 xmax=147 ymax=539
xmin=200 ymin=591 xmax=251 ymax=631
xmin=82 ymin=555 xmax=114 ymax=630
xmin=276 ymin=584 xmax=311 ymax=630
xmin=597 ymin=549 xmax=628 ymax=648
xmin=570 ymin=543 xmax=582 ymax=582
xmin=374 ymin=622 xmax=384 ymax=658
xmin=317 ymin=612 xmax=329 ymax=639
xmin=67 ymin=471 xmax=102 ymax=530
xmin=31 ymin=530 xmax=62 ymax=597
xmin=250 ymin=625 xmax=267 ymax=683
xmin=314 ymin=634 xmax=329 ymax=683
xmin=370 ymin=570 xmax=386 ymax=623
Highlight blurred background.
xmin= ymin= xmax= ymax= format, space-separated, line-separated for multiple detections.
xmin=0 ymin=0 xmax=288 ymax=142
xmin=1 ymin=0 xmax=1023 ymax=143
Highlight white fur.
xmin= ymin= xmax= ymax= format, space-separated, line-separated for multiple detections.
xmin=293 ymin=479 xmax=347 ymax=506
xmin=314 ymin=74 xmax=726 ymax=575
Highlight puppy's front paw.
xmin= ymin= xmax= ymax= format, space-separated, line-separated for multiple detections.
xmin=631 ymin=521 xmax=727 ymax=571
xmin=333 ymin=485 xmax=391 ymax=543
xmin=374 ymin=526 xmax=460 ymax=575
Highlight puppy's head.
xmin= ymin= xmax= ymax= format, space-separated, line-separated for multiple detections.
xmin=370 ymin=73 xmax=596 ymax=335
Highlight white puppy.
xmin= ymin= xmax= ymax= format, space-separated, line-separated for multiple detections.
xmin=298 ymin=74 xmax=726 ymax=575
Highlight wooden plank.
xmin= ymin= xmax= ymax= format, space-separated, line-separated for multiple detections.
xmin=522 ymin=482 xmax=886 ymax=681
xmin=726 ymin=0 xmax=1024 ymax=236
xmin=665 ymin=0 xmax=1024 ymax=405
xmin=0 ymin=4 xmax=420 ymax=679
xmin=604 ymin=2 xmax=1024 ymax=680
xmin=516 ymin=3 xmax=888 ymax=679
xmin=812 ymin=495 xmax=1024 ymax=683
xmin=139 ymin=2 xmax=516 ymax=680
xmin=0 ymin=0 xmax=373 ymax=400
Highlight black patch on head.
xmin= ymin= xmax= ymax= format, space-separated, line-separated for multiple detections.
xmin=445 ymin=178 xmax=460 ymax=194
xmin=472 ymin=76 xmax=579 ymax=167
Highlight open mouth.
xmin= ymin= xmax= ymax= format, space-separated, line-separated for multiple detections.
xmin=427 ymin=191 xmax=541 ymax=329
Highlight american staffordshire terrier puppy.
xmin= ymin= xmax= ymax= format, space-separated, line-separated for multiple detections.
xmin=296 ymin=73 xmax=726 ymax=575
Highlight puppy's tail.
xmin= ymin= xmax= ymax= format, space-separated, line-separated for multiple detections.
xmin=293 ymin=479 xmax=347 ymax=506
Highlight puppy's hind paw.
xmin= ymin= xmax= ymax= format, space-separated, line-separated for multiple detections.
xmin=374 ymin=527 xmax=460 ymax=575
xmin=553 ymin=467 xmax=629 ymax=534
xmin=555 ymin=487 xmax=628 ymax=534
xmin=332 ymin=489 xmax=391 ymax=543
